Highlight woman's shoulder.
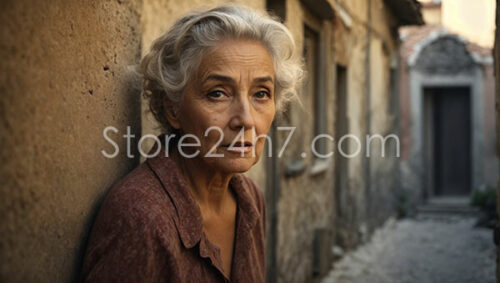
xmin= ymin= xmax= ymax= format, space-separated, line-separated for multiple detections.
xmin=82 ymin=162 xmax=179 ymax=282
xmin=93 ymin=161 xmax=177 ymax=233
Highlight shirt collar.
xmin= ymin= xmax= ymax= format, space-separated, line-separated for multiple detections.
xmin=145 ymin=140 xmax=260 ymax=249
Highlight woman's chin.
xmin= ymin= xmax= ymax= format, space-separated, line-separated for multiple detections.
xmin=212 ymin=157 xmax=256 ymax=174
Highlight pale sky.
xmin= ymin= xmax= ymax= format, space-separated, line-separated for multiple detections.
xmin=419 ymin=0 xmax=496 ymax=48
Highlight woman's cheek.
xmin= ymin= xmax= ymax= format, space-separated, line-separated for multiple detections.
xmin=255 ymin=138 xmax=265 ymax=157
xmin=201 ymin=130 xmax=222 ymax=154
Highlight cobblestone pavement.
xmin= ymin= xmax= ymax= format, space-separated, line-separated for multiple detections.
xmin=322 ymin=215 xmax=496 ymax=283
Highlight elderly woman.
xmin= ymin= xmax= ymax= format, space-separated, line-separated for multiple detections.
xmin=81 ymin=4 xmax=302 ymax=282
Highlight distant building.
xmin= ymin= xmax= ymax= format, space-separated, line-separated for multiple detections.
xmin=398 ymin=2 xmax=497 ymax=207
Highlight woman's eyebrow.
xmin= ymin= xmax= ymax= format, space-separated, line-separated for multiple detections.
xmin=254 ymin=76 xmax=274 ymax=84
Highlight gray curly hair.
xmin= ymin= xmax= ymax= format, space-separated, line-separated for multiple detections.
xmin=139 ymin=4 xmax=304 ymax=133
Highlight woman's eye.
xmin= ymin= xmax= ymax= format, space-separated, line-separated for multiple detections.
xmin=207 ymin=90 xmax=225 ymax=99
xmin=255 ymin=91 xmax=271 ymax=99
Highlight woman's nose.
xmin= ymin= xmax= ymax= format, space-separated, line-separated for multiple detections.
xmin=229 ymin=95 xmax=256 ymax=131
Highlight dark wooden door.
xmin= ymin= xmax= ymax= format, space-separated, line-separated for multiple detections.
xmin=433 ymin=87 xmax=471 ymax=195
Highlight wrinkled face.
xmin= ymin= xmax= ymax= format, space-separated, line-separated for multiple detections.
xmin=168 ymin=39 xmax=276 ymax=173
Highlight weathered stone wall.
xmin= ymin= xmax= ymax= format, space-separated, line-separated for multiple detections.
xmin=275 ymin=0 xmax=402 ymax=282
xmin=0 ymin=0 xmax=142 ymax=281
xmin=367 ymin=35 xmax=400 ymax=230
xmin=333 ymin=0 xmax=401 ymax=239
xmin=275 ymin=1 xmax=336 ymax=281
xmin=482 ymin=64 xmax=499 ymax=189
xmin=332 ymin=0 xmax=370 ymax=249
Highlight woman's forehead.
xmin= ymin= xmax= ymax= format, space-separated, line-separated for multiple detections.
xmin=197 ymin=40 xmax=275 ymax=80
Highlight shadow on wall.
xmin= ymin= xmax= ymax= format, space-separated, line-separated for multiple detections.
xmin=75 ymin=70 xmax=143 ymax=282
xmin=0 ymin=1 xmax=143 ymax=281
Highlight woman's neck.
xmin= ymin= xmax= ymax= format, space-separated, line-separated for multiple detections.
xmin=170 ymin=148 xmax=234 ymax=212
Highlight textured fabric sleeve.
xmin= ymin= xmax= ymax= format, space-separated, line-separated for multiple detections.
xmin=81 ymin=190 xmax=168 ymax=283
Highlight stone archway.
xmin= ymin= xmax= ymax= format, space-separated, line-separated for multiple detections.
xmin=408 ymin=33 xmax=485 ymax=198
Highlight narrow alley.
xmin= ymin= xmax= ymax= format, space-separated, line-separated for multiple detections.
xmin=322 ymin=201 xmax=496 ymax=283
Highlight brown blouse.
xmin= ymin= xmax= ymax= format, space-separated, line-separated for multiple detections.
xmin=81 ymin=145 xmax=266 ymax=282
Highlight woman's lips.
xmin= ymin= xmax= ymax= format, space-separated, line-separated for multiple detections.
xmin=220 ymin=141 xmax=254 ymax=154
xmin=223 ymin=145 xmax=253 ymax=153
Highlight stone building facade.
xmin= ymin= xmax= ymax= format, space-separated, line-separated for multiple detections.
xmin=268 ymin=1 xmax=422 ymax=282
xmin=398 ymin=18 xmax=497 ymax=210
xmin=0 ymin=0 xmax=422 ymax=282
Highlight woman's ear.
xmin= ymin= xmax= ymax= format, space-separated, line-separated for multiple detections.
xmin=163 ymin=97 xmax=181 ymax=130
